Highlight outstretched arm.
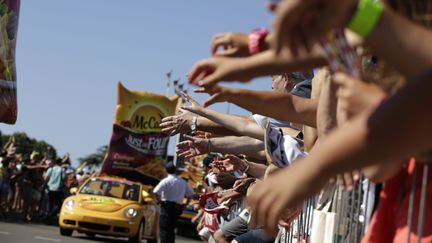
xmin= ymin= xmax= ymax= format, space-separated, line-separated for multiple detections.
xmin=176 ymin=135 xmax=266 ymax=161
xmin=195 ymin=85 xmax=317 ymax=128
xmin=272 ymin=0 xmax=432 ymax=78
xmin=161 ymin=108 xmax=258 ymax=137
xmin=247 ymin=69 xmax=432 ymax=235
xmin=188 ymin=47 xmax=325 ymax=88
xmin=180 ymin=92 xmax=266 ymax=140
xmin=363 ymin=6 xmax=432 ymax=78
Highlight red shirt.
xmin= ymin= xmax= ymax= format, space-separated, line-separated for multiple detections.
xmin=362 ymin=158 xmax=432 ymax=243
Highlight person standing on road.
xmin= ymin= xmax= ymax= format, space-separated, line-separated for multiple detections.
xmin=43 ymin=158 xmax=65 ymax=223
xmin=153 ymin=162 xmax=195 ymax=243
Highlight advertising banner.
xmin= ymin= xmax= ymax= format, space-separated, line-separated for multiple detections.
xmin=101 ymin=82 xmax=178 ymax=185
xmin=0 ymin=0 xmax=20 ymax=124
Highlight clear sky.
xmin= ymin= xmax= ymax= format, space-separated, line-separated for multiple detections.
xmin=1 ymin=0 xmax=274 ymax=165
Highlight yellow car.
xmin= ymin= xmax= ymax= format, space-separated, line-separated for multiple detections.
xmin=59 ymin=176 xmax=159 ymax=243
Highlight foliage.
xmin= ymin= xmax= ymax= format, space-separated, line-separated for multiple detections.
xmin=1 ymin=131 xmax=57 ymax=159
xmin=78 ymin=145 xmax=108 ymax=166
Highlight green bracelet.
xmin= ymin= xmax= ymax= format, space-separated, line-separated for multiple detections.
xmin=348 ymin=0 xmax=384 ymax=38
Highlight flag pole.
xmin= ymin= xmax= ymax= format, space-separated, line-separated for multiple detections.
xmin=166 ymin=70 xmax=172 ymax=97
xmin=172 ymin=79 xmax=185 ymax=167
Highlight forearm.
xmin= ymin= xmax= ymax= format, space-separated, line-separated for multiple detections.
xmin=210 ymin=136 xmax=266 ymax=160
xmin=198 ymin=108 xmax=264 ymax=140
xmin=316 ymin=68 xmax=338 ymax=138
xmin=245 ymin=160 xmax=268 ymax=179
xmin=197 ymin=116 xmax=242 ymax=136
xmin=303 ymin=126 xmax=318 ymax=153
xmin=309 ymin=69 xmax=432 ymax=180
xmin=366 ymin=5 xmax=432 ymax=78
xmin=264 ymin=164 xmax=280 ymax=179
xmin=239 ymin=47 xmax=326 ymax=78
xmin=223 ymin=89 xmax=317 ymax=127
xmin=362 ymin=161 xmax=403 ymax=183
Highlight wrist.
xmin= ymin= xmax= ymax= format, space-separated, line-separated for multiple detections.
xmin=342 ymin=0 xmax=360 ymax=26
xmin=222 ymin=87 xmax=237 ymax=103
xmin=347 ymin=0 xmax=384 ymax=38
xmin=241 ymin=159 xmax=250 ymax=174
xmin=248 ymin=28 xmax=269 ymax=55
xmin=195 ymin=116 xmax=201 ymax=130
xmin=190 ymin=115 xmax=198 ymax=131
xmin=206 ymin=138 xmax=212 ymax=153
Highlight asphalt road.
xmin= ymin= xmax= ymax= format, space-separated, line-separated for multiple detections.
xmin=0 ymin=221 xmax=200 ymax=243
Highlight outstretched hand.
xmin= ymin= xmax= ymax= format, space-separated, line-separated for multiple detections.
xmin=160 ymin=109 xmax=193 ymax=136
xmin=176 ymin=135 xmax=209 ymax=159
xmin=333 ymin=73 xmax=386 ymax=118
xmin=211 ymin=155 xmax=243 ymax=173
xmin=273 ymin=0 xmax=356 ymax=55
xmin=211 ymin=32 xmax=250 ymax=57
xmin=178 ymin=91 xmax=205 ymax=115
xmin=194 ymin=85 xmax=229 ymax=107
xmin=246 ymin=160 xmax=326 ymax=236
xmin=188 ymin=57 xmax=254 ymax=88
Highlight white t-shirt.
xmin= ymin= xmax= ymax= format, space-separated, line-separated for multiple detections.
xmin=153 ymin=174 xmax=194 ymax=205
xmin=265 ymin=126 xmax=306 ymax=168
xmin=252 ymin=114 xmax=292 ymax=128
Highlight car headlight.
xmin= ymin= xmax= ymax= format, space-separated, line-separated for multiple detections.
xmin=124 ymin=208 xmax=138 ymax=218
xmin=65 ymin=199 xmax=75 ymax=210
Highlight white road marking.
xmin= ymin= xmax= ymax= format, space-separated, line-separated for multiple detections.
xmin=0 ymin=231 xmax=11 ymax=235
xmin=34 ymin=236 xmax=61 ymax=242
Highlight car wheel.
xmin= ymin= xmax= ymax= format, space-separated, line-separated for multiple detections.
xmin=129 ymin=221 xmax=144 ymax=243
xmin=59 ymin=227 xmax=73 ymax=236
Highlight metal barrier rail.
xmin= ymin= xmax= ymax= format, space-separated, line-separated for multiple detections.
xmin=275 ymin=178 xmax=371 ymax=243
xmin=211 ymin=162 xmax=430 ymax=243
xmin=275 ymin=197 xmax=316 ymax=243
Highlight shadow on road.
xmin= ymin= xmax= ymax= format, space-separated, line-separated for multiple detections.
xmin=73 ymin=235 xmax=129 ymax=243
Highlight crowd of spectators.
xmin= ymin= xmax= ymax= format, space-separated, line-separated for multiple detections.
xmin=160 ymin=0 xmax=432 ymax=242
xmin=0 ymin=137 xmax=94 ymax=224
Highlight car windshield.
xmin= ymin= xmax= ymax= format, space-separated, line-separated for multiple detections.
xmin=79 ymin=178 xmax=141 ymax=201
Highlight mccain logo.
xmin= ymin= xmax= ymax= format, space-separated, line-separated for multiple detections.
xmin=120 ymin=105 xmax=165 ymax=132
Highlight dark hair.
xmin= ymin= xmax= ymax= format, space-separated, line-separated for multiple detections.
xmin=202 ymin=155 xmax=215 ymax=168
xmin=2 ymin=156 xmax=13 ymax=167
xmin=165 ymin=162 xmax=176 ymax=174
xmin=55 ymin=158 xmax=63 ymax=165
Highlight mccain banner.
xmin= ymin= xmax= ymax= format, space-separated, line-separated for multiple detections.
xmin=101 ymin=82 xmax=178 ymax=185
xmin=0 ymin=0 xmax=20 ymax=124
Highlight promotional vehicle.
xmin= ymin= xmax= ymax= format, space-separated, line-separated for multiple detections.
xmin=59 ymin=176 xmax=159 ymax=243
xmin=177 ymin=204 xmax=199 ymax=239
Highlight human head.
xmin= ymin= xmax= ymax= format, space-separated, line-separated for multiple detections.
xmin=165 ymin=162 xmax=176 ymax=174
xmin=100 ymin=181 xmax=112 ymax=193
xmin=55 ymin=157 xmax=63 ymax=165
xmin=272 ymin=71 xmax=314 ymax=93
xmin=271 ymin=74 xmax=289 ymax=92
xmin=202 ymin=154 xmax=216 ymax=170
xmin=30 ymin=151 xmax=40 ymax=162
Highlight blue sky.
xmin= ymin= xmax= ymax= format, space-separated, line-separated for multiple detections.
xmin=1 ymin=1 xmax=274 ymax=165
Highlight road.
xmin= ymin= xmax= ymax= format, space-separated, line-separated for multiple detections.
xmin=0 ymin=221 xmax=200 ymax=243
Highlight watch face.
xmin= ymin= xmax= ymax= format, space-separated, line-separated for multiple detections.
xmin=191 ymin=116 xmax=197 ymax=131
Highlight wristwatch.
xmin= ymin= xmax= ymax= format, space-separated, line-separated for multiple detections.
xmin=190 ymin=115 xmax=198 ymax=131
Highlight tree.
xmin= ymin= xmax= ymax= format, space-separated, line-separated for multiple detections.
xmin=1 ymin=132 xmax=57 ymax=158
xmin=78 ymin=145 xmax=108 ymax=166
